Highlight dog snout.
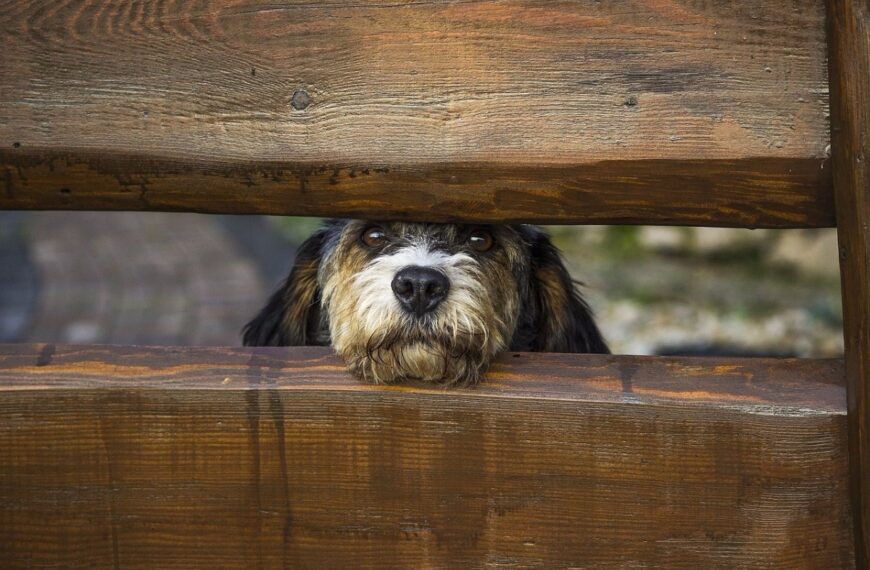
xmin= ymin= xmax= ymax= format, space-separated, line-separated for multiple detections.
xmin=391 ymin=266 xmax=450 ymax=316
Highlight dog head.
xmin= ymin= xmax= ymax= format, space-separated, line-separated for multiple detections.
xmin=243 ymin=220 xmax=608 ymax=384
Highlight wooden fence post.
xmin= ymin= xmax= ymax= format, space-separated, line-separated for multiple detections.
xmin=827 ymin=0 xmax=870 ymax=565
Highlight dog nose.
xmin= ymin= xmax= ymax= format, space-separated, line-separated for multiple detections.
xmin=391 ymin=266 xmax=450 ymax=316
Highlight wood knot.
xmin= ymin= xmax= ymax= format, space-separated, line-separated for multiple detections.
xmin=291 ymin=89 xmax=311 ymax=111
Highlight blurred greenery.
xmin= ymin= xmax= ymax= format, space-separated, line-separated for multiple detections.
xmin=602 ymin=227 xmax=644 ymax=259
xmin=267 ymin=216 xmax=323 ymax=244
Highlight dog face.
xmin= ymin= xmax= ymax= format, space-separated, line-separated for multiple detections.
xmin=243 ymin=220 xmax=608 ymax=384
xmin=320 ymin=221 xmax=526 ymax=384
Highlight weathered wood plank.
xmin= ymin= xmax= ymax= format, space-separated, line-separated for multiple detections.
xmin=827 ymin=0 xmax=870 ymax=566
xmin=0 ymin=0 xmax=832 ymax=227
xmin=0 ymin=345 xmax=853 ymax=568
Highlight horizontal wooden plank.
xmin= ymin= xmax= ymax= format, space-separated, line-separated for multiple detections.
xmin=0 ymin=344 xmax=852 ymax=568
xmin=1 ymin=150 xmax=833 ymax=227
xmin=0 ymin=0 xmax=833 ymax=226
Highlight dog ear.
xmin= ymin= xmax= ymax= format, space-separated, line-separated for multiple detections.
xmin=242 ymin=229 xmax=326 ymax=346
xmin=515 ymin=227 xmax=609 ymax=354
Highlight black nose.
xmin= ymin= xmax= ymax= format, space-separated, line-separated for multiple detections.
xmin=391 ymin=266 xmax=450 ymax=316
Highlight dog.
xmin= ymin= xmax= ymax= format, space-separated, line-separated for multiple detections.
xmin=243 ymin=220 xmax=608 ymax=384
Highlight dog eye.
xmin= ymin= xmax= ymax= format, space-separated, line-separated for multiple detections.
xmin=467 ymin=229 xmax=494 ymax=252
xmin=361 ymin=226 xmax=388 ymax=248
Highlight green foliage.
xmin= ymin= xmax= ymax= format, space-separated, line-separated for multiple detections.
xmin=602 ymin=226 xmax=643 ymax=259
xmin=267 ymin=217 xmax=324 ymax=243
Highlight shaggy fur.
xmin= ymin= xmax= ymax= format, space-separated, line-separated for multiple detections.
xmin=243 ymin=220 xmax=608 ymax=384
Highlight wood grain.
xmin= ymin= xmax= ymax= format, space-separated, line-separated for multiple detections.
xmin=0 ymin=344 xmax=853 ymax=568
xmin=0 ymin=0 xmax=833 ymax=227
xmin=827 ymin=0 xmax=870 ymax=566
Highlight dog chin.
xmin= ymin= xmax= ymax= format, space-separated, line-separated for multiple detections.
xmin=341 ymin=340 xmax=489 ymax=386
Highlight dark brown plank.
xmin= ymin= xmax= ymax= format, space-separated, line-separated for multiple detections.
xmin=0 ymin=344 xmax=853 ymax=568
xmin=1 ymin=150 xmax=833 ymax=227
xmin=0 ymin=1 xmax=832 ymax=227
xmin=827 ymin=0 xmax=870 ymax=566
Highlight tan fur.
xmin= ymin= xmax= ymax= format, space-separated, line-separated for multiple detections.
xmin=534 ymin=266 xmax=570 ymax=352
xmin=280 ymin=257 xmax=320 ymax=342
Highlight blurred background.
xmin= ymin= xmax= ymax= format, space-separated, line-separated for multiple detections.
xmin=0 ymin=212 xmax=844 ymax=357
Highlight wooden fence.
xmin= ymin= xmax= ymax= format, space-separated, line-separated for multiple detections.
xmin=0 ymin=0 xmax=867 ymax=567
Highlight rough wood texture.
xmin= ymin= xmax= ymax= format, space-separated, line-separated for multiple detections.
xmin=0 ymin=344 xmax=853 ymax=568
xmin=827 ymin=0 xmax=870 ymax=566
xmin=0 ymin=0 xmax=832 ymax=227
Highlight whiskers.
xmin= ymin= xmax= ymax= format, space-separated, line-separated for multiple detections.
xmin=352 ymin=313 xmax=491 ymax=385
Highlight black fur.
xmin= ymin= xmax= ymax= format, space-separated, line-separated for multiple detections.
xmin=510 ymin=226 xmax=609 ymax=354
xmin=242 ymin=228 xmax=328 ymax=346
